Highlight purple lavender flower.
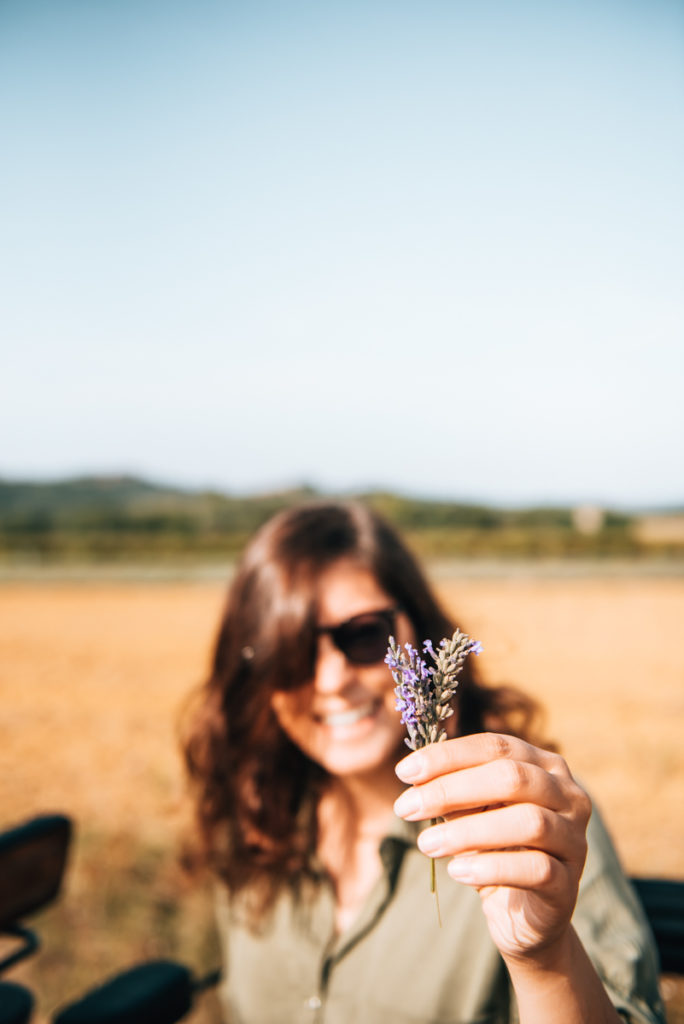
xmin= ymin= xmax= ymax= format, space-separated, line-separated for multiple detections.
xmin=385 ymin=642 xmax=433 ymax=748
xmin=386 ymin=629 xmax=483 ymax=751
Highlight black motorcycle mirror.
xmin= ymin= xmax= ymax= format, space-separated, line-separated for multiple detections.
xmin=0 ymin=814 xmax=72 ymax=1024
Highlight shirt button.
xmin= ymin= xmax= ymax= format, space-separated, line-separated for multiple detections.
xmin=305 ymin=995 xmax=322 ymax=1010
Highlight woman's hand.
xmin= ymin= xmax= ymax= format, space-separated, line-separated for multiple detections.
xmin=393 ymin=732 xmax=592 ymax=966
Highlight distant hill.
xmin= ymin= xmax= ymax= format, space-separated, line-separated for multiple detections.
xmin=0 ymin=475 xmax=185 ymax=520
xmin=0 ymin=475 xmax=316 ymax=533
xmin=0 ymin=476 xmax=333 ymax=560
xmin=0 ymin=475 xmax=681 ymax=563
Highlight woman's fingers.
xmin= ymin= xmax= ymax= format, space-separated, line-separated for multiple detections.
xmin=416 ymin=802 xmax=586 ymax=863
xmin=396 ymin=732 xmax=571 ymax=785
xmin=446 ymin=848 xmax=567 ymax=891
xmin=393 ymin=732 xmax=592 ymax=898
xmin=393 ymin=757 xmax=573 ymax=821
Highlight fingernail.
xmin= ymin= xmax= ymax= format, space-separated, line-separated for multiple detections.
xmin=395 ymin=752 xmax=423 ymax=782
xmin=417 ymin=828 xmax=443 ymax=855
xmin=447 ymin=857 xmax=476 ymax=882
xmin=393 ymin=788 xmax=422 ymax=819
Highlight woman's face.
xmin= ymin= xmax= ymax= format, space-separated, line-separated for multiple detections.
xmin=270 ymin=559 xmax=415 ymax=780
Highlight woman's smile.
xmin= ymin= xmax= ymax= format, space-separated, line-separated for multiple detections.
xmin=314 ymin=698 xmax=383 ymax=733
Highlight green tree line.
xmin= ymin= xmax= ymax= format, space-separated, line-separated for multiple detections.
xmin=0 ymin=475 xmax=680 ymax=563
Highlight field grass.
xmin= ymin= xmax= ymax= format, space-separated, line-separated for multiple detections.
xmin=1 ymin=571 xmax=683 ymax=1021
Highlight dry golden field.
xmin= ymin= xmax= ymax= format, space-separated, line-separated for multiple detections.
xmin=1 ymin=571 xmax=683 ymax=1021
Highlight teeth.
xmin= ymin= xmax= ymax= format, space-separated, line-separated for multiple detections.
xmin=319 ymin=703 xmax=376 ymax=728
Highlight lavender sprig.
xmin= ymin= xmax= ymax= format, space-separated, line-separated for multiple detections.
xmin=385 ymin=630 xmax=483 ymax=751
xmin=385 ymin=629 xmax=483 ymax=920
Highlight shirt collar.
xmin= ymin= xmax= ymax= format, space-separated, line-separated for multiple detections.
xmin=379 ymin=814 xmax=420 ymax=880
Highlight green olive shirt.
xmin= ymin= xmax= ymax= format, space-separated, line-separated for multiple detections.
xmin=215 ymin=805 xmax=665 ymax=1024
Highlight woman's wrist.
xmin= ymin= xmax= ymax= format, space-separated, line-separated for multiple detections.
xmin=502 ymin=926 xmax=622 ymax=1024
xmin=500 ymin=924 xmax=576 ymax=976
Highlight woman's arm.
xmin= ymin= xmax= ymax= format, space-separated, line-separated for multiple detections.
xmin=393 ymin=732 xmax=623 ymax=1024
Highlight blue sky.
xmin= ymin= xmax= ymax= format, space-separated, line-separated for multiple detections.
xmin=2 ymin=0 xmax=682 ymax=507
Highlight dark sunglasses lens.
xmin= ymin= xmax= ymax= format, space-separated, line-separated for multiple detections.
xmin=335 ymin=613 xmax=395 ymax=665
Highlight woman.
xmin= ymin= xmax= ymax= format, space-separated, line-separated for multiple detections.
xmin=183 ymin=501 xmax=664 ymax=1023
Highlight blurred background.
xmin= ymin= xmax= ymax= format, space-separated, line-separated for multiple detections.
xmin=1 ymin=0 xmax=683 ymax=1020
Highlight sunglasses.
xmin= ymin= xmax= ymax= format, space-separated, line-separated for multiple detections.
xmin=316 ymin=608 xmax=398 ymax=666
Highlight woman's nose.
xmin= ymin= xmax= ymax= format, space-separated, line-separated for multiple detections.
xmin=313 ymin=635 xmax=354 ymax=694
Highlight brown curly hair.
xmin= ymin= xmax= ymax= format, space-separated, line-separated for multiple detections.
xmin=181 ymin=501 xmax=549 ymax=920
